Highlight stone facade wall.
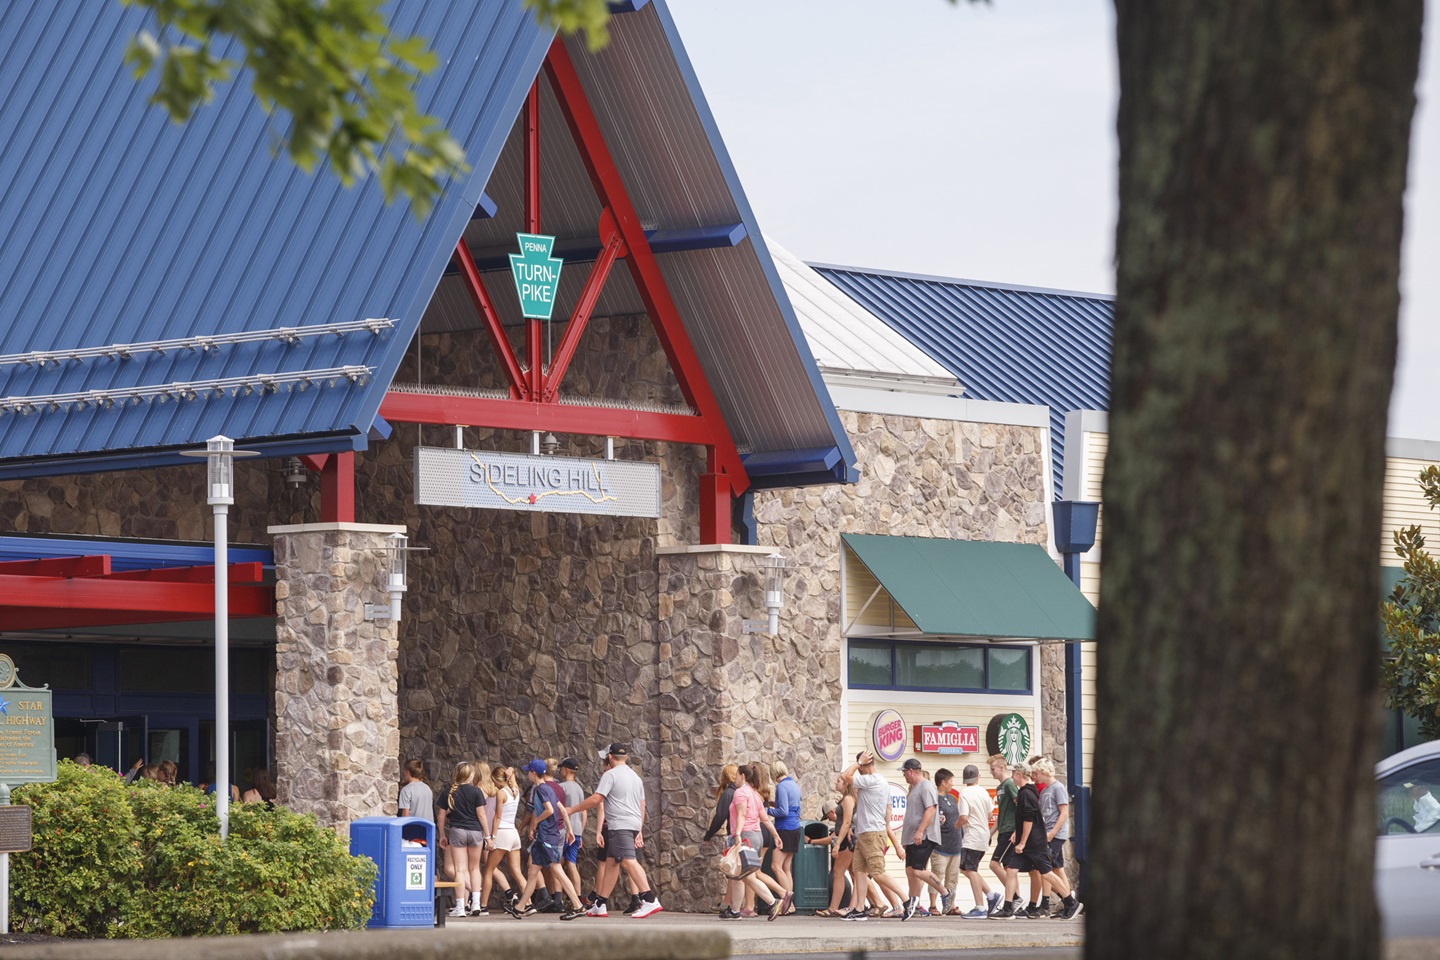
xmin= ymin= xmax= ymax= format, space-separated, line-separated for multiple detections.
xmin=271 ymin=524 xmax=404 ymax=834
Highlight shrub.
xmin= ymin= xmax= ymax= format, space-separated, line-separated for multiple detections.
xmin=12 ymin=762 xmax=376 ymax=938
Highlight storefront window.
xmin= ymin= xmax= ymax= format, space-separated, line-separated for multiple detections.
xmin=848 ymin=640 xmax=1032 ymax=694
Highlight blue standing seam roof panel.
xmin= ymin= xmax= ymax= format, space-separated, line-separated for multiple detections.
xmin=812 ymin=265 xmax=1113 ymax=495
xmin=0 ymin=1 xmax=553 ymax=474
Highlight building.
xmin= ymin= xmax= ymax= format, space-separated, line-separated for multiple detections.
xmin=0 ymin=1 xmax=1095 ymax=911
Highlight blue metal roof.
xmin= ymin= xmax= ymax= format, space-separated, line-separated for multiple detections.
xmin=0 ymin=1 xmax=552 ymax=478
xmin=812 ymin=264 xmax=1112 ymax=492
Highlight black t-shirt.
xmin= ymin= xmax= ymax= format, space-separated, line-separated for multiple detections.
xmin=445 ymin=783 xmax=487 ymax=831
xmin=1015 ymin=782 xmax=1046 ymax=846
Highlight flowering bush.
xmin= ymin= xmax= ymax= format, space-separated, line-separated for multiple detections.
xmin=11 ymin=762 xmax=376 ymax=938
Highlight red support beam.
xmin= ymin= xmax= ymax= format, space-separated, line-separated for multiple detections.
xmin=453 ymin=240 xmax=529 ymax=400
xmin=100 ymin=562 xmax=264 ymax=584
xmin=0 ymin=555 xmax=111 ymax=578
xmin=381 ymin=391 xmax=729 ymax=447
xmin=0 ymin=576 xmax=272 ymax=631
xmin=523 ymin=80 xmax=544 ymax=401
xmin=320 ymin=452 xmax=356 ymax=523
xmin=541 ymin=208 xmax=625 ymax=402
xmin=298 ymin=453 xmax=331 ymax=473
xmin=543 ymin=41 xmax=749 ymax=495
xmin=699 ymin=466 xmax=733 ymax=546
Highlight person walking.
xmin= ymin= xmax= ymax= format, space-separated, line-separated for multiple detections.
xmin=813 ymin=773 xmax=857 ymax=917
xmin=898 ymin=758 xmax=948 ymax=919
xmin=566 ymin=743 xmax=663 ymax=918
xmin=242 ymin=768 xmax=278 ymax=810
xmin=557 ymin=758 xmax=588 ymax=905
xmin=704 ymin=764 xmax=741 ymax=913
xmin=986 ymin=754 xmax=1022 ymax=918
xmin=480 ymin=765 xmax=523 ymax=916
xmin=719 ymin=763 xmax=784 ymax=921
xmin=839 ymin=750 xmax=908 ymax=921
xmin=955 ymin=764 xmax=1000 ymax=918
xmin=1011 ymin=762 xmax=1081 ymax=920
xmin=398 ymin=760 xmax=433 ymax=822
xmin=927 ymin=768 xmax=962 ymax=916
xmin=508 ymin=760 xmax=584 ymax=921
xmin=439 ymin=761 xmax=491 ymax=918
xmin=1032 ymin=757 xmax=1081 ymax=919
xmin=767 ymin=760 xmax=802 ymax=912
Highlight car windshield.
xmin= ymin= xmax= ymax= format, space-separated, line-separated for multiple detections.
xmin=1378 ymin=757 xmax=1440 ymax=836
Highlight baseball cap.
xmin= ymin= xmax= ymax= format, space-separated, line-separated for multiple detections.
xmin=597 ymin=742 xmax=630 ymax=761
xmin=901 ymin=758 xmax=922 ymax=772
xmin=521 ymin=758 xmax=547 ymax=775
xmin=559 ymin=757 xmax=579 ymax=770
xmin=962 ymin=764 xmax=980 ymax=784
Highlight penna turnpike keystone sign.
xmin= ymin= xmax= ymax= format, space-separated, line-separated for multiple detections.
xmin=0 ymin=655 xmax=55 ymax=786
xmin=509 ymin=233 xmax=564 ymax=320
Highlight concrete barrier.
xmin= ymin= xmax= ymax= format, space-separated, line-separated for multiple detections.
xmin=3 ymin=926 xmax=730 ymax=960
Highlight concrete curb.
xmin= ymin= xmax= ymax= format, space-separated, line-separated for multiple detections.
xmin=728 ymin=931 xmax=1083 ymax=956
xmin=2 ymin=927 xmax=729 ymax=960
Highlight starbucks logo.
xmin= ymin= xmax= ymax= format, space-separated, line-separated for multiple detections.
xmin=0 ymin=655 xmax=15 ymax=690
xmin=985 ymin=712 xmax=1031 ymax=766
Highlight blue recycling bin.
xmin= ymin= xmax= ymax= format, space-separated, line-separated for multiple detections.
xmin=350 ymin=816 xmax=435 ymax=928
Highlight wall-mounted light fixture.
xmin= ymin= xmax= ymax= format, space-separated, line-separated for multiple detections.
xmin=364 ymin=532 xmax=415 ymax=623
xmin=282 ymin=456 xmax=308 ymax=489
xmin=742 ymin=553 xmax=790 ymax=635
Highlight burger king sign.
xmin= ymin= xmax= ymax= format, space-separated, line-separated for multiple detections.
xmin=869 ymin=709 xmax=907 ymax=763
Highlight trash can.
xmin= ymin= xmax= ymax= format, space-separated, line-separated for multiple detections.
xmin=793 ymin=820 xmax=834 ymax=913
xmin=350 ymin=816 xmax=435 ymax=928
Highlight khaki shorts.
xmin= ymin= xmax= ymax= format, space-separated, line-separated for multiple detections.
xmin=855 ymin=831 xmax=888 ymax=875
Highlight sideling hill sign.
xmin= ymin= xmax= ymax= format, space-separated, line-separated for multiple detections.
xmin=0 ymin=655 xmax=56 ymax=785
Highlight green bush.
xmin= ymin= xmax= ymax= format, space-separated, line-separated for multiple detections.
xmin=12 ymin=762 xmax=376 ymax=938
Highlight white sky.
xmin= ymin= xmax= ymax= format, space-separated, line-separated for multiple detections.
xmin=667 ymin=0 xmax=1440 ymax=443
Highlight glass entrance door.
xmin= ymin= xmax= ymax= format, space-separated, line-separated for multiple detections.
xmin=91 ymin=715 xmax=147 ymax=774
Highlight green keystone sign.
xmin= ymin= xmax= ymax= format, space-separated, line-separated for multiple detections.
xmin=509 ymin=233 xmax=563 ymax=320
xmin=0 ymin=655 xmax=55 ymax=786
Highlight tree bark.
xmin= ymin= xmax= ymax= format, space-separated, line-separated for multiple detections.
xmin=1090 ymin=3 xmax=1423 ymax=958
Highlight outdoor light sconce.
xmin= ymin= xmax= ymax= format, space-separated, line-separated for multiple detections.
xmin=364 ymin=532 xmax=410 ymax=623
xmin=742 ymin=553 xmax=790 ymax=635
xmin=282 ymin=456 xmax=308 ymax=489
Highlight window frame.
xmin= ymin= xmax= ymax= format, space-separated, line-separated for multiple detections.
xmin=846 ymin=639 xmax=1033 ymax=695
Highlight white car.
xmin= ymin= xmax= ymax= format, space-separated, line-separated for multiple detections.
xmin=1376 ymin=740 xmax=1440 ymax=937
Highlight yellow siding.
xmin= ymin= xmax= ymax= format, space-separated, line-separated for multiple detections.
xmin=1083 ymin=431 xmax=1108 ymax=544
xmin=843 ymin=544 xmax=918 ymax=631
xmin=843 ymin=691 xmax=1039 ymax=904
xmin=1381 ymin=457 xmax=1440 ymax=565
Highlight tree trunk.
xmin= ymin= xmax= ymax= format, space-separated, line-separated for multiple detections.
xmin=1090 ymin=3 xmax=1423 ymax=958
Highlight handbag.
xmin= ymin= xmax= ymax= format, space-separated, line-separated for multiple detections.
xmin=718 ymin=839 xmax=763 ymax=879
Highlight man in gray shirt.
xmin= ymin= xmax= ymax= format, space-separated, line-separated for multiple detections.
xmin=839 ymin=750 xmax=907 ymax=921
xmin=566 ymin=743 xmax=661 ymax=918
xmin=397 ymin=759 xmax=434 ymax=824
xmin=557 ymin=758 xmax=587 ymax=905
xmin=898 ymin=759 xmax=949 ymax=919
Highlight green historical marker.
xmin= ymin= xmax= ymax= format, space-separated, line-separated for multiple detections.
xmin=0 ymin=655 xmax=56 ymax=786
xmin=509 ymin=233 xmax=564 ymax=320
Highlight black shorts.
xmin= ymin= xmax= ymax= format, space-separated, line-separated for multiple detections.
xmin=1017 ymin=840 xmax=1053 ymax=874
xmin=777 ymin=828 xmax=802 ymax=853
xmin=994 ymin=832 xmax=1019 ymax=867
xmin=1048 ymin=838 xmax=1066 ymax=868
xmin=959 ymin=848 xmax=984 ymax=872
xmin=594 ymin=827 xmax=610 ymax=862
xmin=603 ymin=828 xmax=638 ymax=862
xmin=904 ymin=840 xmax=937 ymax=870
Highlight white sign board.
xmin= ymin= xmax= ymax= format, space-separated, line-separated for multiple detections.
xmin=405 ymin=853 xmax=427 ymax=891
xmin=414 ymin=447 xmax=662 ymax=518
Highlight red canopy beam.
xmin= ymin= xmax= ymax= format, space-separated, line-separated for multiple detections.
xmin=99 ymin=562 xmax=264 ymax=584
xmin=381 ymin=391 xmax=726 ymax=447
xmin=541 ymin=209 xmax=625 ymax=402
xmin=454 ymin=239 xmax=528 ymax=400
xmin=0 ymin=575 xmax=272 ymax=631
xmin=543 ymin=40 xmax=748 ymax=493
xmin=0 ymin=555 xmax=111 ymax=578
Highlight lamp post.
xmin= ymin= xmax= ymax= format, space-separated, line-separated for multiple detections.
xmin=1051 ymin=499 xmax=1100 ymax=896
xmin=182 ymin=435 xmax=256 ymax=839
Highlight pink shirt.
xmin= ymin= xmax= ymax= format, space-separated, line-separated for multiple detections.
xmin=729 ymin=783 xmax=764 ymax=835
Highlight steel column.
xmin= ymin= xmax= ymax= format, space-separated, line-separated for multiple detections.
xmin=319 ymin=452 xmax=356 ymax=523
xmin=453 ymin=240 xmax=528 ymax=399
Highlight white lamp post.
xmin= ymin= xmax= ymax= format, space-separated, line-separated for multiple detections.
xmin=182 ymin=435 xmax=256 ymax=839
xmin=364 ymin=531 xmax=414 ymax=623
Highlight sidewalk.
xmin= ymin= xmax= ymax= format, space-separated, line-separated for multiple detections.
xmin=444 ymin=909 xmax=1085 ymax=956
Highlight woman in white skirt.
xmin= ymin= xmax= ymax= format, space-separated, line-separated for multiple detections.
xmin=480 ymin=765 xmax=524 ymax=912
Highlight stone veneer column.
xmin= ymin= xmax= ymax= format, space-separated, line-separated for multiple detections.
xmin=652 ymin=543 xmax=780 ymax=912
xmin=268 ymin=521 xmax=406 ymax=836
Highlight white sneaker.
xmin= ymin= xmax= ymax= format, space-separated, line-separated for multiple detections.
xmin=586 ymin=903 xmax=608 ymax=918
xmin=630 ymin=900 xmax=664 ymax=919
xmin=448 ymin=905 xmax=468 ymax=919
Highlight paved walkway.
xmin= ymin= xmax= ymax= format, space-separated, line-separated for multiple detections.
xmin=443 ymin=909 xmax=1085 ymax=955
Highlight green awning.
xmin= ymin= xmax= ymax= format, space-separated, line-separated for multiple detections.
xmin=842 ymin=534 xmax=1095 ymax=641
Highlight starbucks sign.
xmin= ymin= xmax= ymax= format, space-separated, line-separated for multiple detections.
xmin=985 ymin=712 xmax=1032 ymax=767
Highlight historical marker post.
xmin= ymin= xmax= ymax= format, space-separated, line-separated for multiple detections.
xmin=0 ymin=654 xmax=55 ymax=933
